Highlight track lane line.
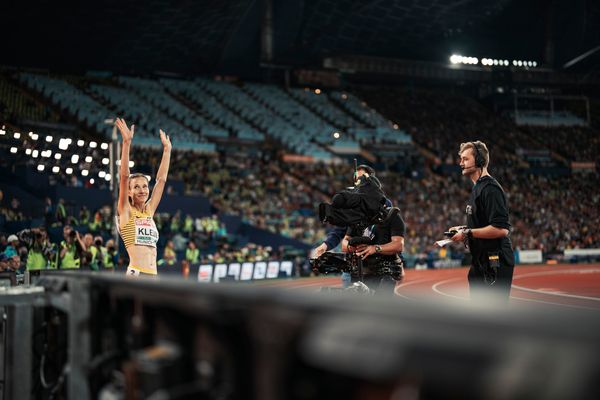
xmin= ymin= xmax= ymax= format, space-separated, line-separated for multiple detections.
xmin=508 ymin=296 xmax=600 ymax=311
xmin=511 ymin=268 xmax=600 ymax=301
xmin=431 ymin=278 xmax=469 ymax=300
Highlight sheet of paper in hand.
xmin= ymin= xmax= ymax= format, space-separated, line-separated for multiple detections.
xmin=435 ymin=239 xmax=453 ymax=247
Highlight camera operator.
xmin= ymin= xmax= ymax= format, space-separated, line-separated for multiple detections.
xmin=88 ymin=235 xmax=107 ymax=270
xmin=59 ymin=225 xmax=85 ymax=269
xmin=313 ymin=165 xmax=392 ymax=288
xmin=78 ymin=233 xmax=100 ymax=270
xmin=341 ymin=204 xmax=406 ymax=296
xmin=104 ymin=239 xmax=118 ymax=270
xmin=16 ymin=227 xmax=56 ymax=270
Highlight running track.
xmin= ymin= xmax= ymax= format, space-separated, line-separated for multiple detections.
xmin=254 ymin=264 xmax=600 ymax=310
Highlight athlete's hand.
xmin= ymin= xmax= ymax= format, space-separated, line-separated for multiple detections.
xmin=160 ymin=129 xmax=172 ymax=152
xmin=116 ymin=118 xmax=135 ymax=143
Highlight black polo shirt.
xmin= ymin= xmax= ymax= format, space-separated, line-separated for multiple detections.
xmin=466 ymin=176 xmax=514 ymax=266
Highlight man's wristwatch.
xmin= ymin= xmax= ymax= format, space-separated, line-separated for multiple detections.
xmin=465 ymin=228 xmax=473 ymax=238
xmin=375 ymin=245 xmax=382 ymax=253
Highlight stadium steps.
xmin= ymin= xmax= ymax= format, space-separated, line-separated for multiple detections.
xmin=157 ymin=79 xmax=236 ymax=139
xmin=44 ymin=75 xmax=119 ymax=140
xmin=86 ymin=79 xmax=209 ymax=146
xmin=238 ymin=84 xmax=340 ymax=157
xmin=0 ymin=73 xmax=61 ymax=124
xmin=116 ymin=79 xmax=207 ymax=138
xmin=285 ymin=88 xmax=372 ymax=152
xmin=161 ymin=86 xmax=232 ymax=136
xmin=328 ymin=92 xmax=377 ymax=129
xmin=70 ymin=78 xmax=119 ymax=117
xmin=239 ymin=85 xmax=303 ymax=131
xmin=234 ymin=90 xmax=311 ymax=153
xmin=13 ymin=74 xmax=103 ymax=140
xmin=195 ymin=84 xmax=266 ymax=141
xmin=181 ymin=82 xmax=262 ymax=143
xmin=276 ymin=88 xmax=333 ymax=130
xmin=241 ymin=87 xmax=310 ymax=133
xmin=287 ymin=89 xmax=341 ymax=128
xmin=181 ymin=81 xmax=290 ymax=148
xmin=191 ymin=80 xmax=268 ymax=141
xmin=287 ymin=88 xmax=359 ymax=131
xmin=72 ymin=80 xmax=136 ymax=140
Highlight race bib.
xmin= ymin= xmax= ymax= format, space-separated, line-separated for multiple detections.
xmin=134 ymin=217 xmax=159 ymax=247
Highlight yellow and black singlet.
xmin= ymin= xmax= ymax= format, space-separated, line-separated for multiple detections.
xmin=118 ymin=208 xmax=159 ymax=249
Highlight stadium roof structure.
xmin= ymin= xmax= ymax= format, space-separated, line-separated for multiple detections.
xmin=4 ymin=0 xmax=599 ymax=76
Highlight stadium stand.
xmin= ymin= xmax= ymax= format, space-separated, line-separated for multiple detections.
xmin=1 ymin=72 xmax=599 ymax=269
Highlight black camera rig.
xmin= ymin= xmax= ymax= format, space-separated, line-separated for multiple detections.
xmin=318 ymin=174 xmax=391 ymax=233
xmin=310 ymin=236 xmax=403 ymax=283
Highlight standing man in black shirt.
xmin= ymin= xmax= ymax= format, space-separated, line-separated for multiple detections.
xmin=449 ymin=141 xmax=515 ymax=300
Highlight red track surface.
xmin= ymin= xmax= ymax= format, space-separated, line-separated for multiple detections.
xmin=256 ymin=264 xmax=600 ymax=310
